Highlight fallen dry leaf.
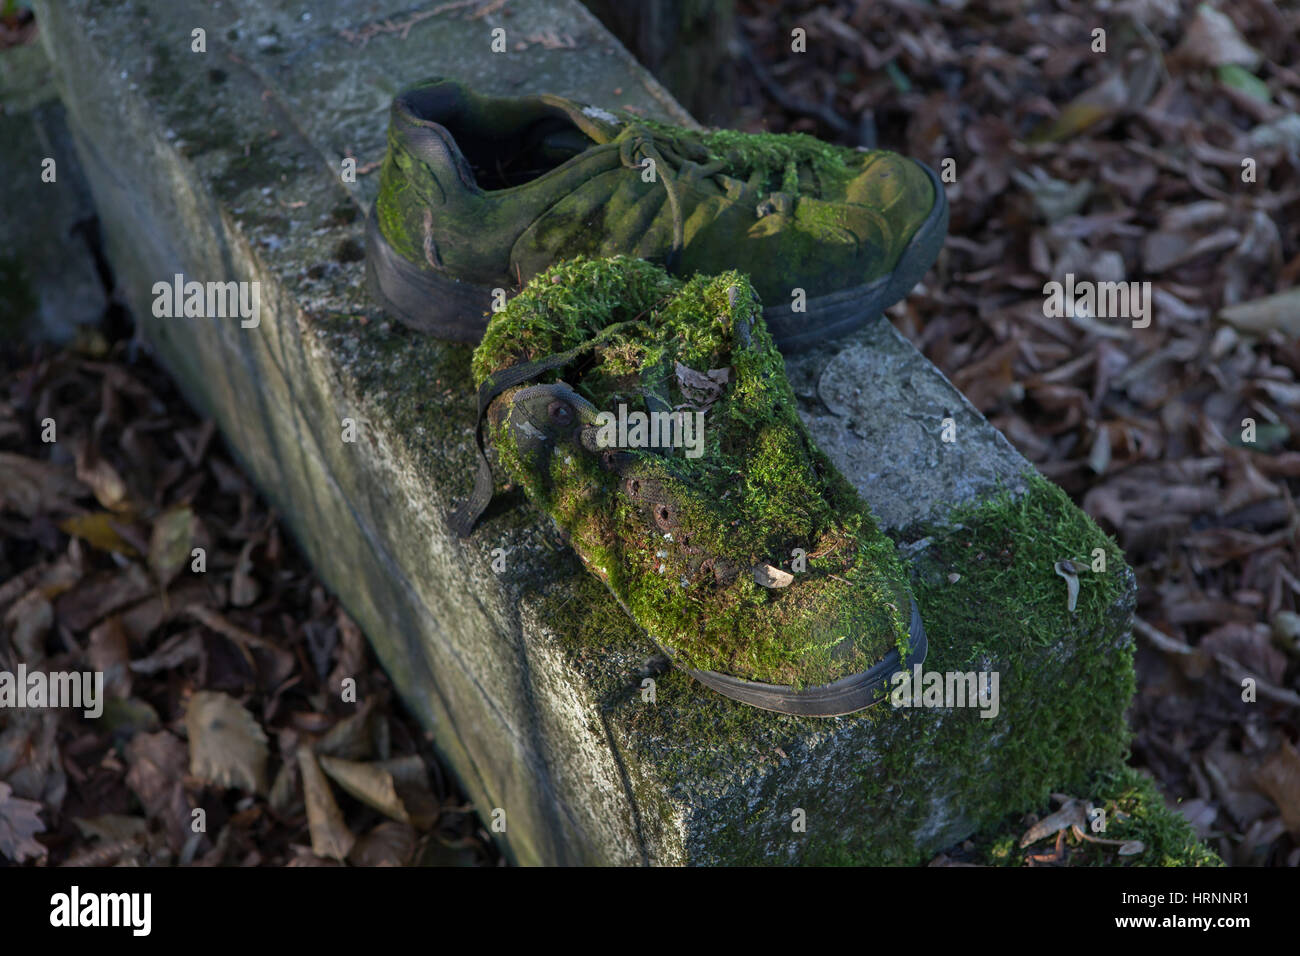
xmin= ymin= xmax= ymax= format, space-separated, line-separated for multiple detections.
xmin=229 ymin=538 xmax=260 ymax=607
xmin=375 ymin=755 xmax=439 ymax=830
xmin=58 ymin=512 xmax=139 ymax=557
xmin=348 ymin=821 xmax=417 ymax=866
xmin=0 ymin=781 xmax=47 ymax=863
xmin=184 ymin=690 xmax=269 ymax=795
xmin=0 ymin=452 xmax=88 ymax=517
xmin=72 ymin=814 xmax=148 ymax=845
xmin=1255 ymin=741 xmax=1300 ymax=837
xmin=1019 ymin=797 xmax=1088 ymax=848
xmin=4 ymin=590 xmax=53 ymax=663
xmin=318 ymin=755 xmax=410 ymax=825
xmin=74 ymin=444 xmax=130 ymax=513
xmin=87 ymin=615 xmax=132 ymax=698
xmin=297 ymin=748 xmax=355 ymax=862
xmin=124 ymin=731 xmax=192 ymax=852
xmin=1174 ymin=4 xmax=1261 ymax=70
xmin=1219 ymin=288 xmax=1300 ymax=337
xmin=1053 ymin=561 xmax=1080 ymax=613
xmin=148 ymin=505 xmax=195 ymax=589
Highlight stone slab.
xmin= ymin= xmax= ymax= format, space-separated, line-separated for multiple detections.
xmin=33 ymin=0 xmax=1136 ymax=865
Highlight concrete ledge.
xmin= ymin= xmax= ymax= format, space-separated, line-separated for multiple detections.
xmin=35 ymin=0 xmax=1137 ymax=864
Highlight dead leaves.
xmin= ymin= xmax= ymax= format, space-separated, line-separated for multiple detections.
xmin=739 ymin=0 xmax=1300 ymax=866
xmin=349 ymin=821 xmax=417 ymax=867
xmin=752 ymin=562 xmax=795 ymax=589
xmin=0 ymin=451 xmax=88 ymax=517
xmin=674 ymin=362 xmax=730 ymax=410
xmin=296 ymin=747 xmax=440 ymax=863
xmin=318 ymin=754 xmax=437 ymax=829
xmin=1018 ymin=795 xmax=1145 ymax=864
xmin=1220 ymin=288 xmax=1300 ymax=338
xmin=59 ymin=511 xmax=140 ymax=558
xmin=124 ymin=731 xmax=193 ymax=853
xmin=74 ymin=442 xmax=130 ymax=513
xmin=1053 ymin=560 xmax=1081 ymax=612
xmin=2 ymin=343 xmax=495 ymax=867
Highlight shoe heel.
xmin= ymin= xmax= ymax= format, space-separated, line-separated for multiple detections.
xmin=365 ymin=206 xmax=495 ymax=343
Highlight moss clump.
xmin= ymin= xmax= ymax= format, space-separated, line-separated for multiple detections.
xmin=963 ymin=766 xmax=1219 ymax=867
xmin=798 ymin=472 xmax=1137 ymax=864
xmin=594 ymin=470 xmax=1145 ymax=865
xmin=473 ymin=256 xmax=915 ymax=688
xmin=912 ymin=475 xmax=1129 ymax=655
xmin=628 ymin=115 xmax=852 ymax=196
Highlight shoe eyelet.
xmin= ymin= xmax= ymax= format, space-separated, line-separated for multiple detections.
xmin=548 ymin=400 xmax=574 ymax=426
xmin=653 ymin=503 xmax=676 ymax=531
xmin=698 ymin=557 xmax=733 ymax=586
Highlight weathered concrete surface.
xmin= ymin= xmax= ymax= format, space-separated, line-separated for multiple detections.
xmin=0 ymin=40 xmax=107 ymax=345
xmin=34 ymin=0 xmax=1137 ymax=864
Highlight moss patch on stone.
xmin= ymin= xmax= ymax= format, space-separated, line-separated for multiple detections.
xmin=814 ymin=473 xmax=1135 ymax=864
xmin=972 ymin=765 xmax=1219 ymax=867
xmin=571 ymin=469 xmax=1148 ymax=864
xmin=474 ymin=256 xmax=915 ymax=688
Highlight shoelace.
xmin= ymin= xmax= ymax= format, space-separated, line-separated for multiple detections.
xmin=449 ymin=319 xmax=646 ymax=538
xmin=611 ymin=124 xmax=728 ymax=271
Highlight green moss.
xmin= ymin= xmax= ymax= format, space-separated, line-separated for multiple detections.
xmin=555 ymin=468 xmax=1159 ymax=865
xmin=375 ymin=134 xmax=425 ymax=266
xmin=913 ymin=475 xmax=1129 ymax=656
xmin=475 ymin=256 xmax=913 ymax=687
xmin=630 ymin=115 xmax=852 ymax=195
xmin=370 ymin=93 xmax=932 ymax=307
xmin=791 ymin=472 xmax=1138 ymax=865
xmin=964 ymin=766 xmax=1220 ymax=867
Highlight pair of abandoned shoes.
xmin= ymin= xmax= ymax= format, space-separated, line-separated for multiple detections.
xmin=365 ymin=78 xmax=948 ymax=716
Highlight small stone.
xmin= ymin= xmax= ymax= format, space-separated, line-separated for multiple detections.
xmin=948 ymin=572 xmax=961 ymax=584
xmin=752 ymin=563 xmax=794 ymax=588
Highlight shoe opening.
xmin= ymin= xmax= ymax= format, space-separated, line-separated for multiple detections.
xmin=399 ymin=83 xmax=594 ymax=190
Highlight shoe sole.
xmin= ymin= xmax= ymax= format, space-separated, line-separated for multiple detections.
xmin=363 ymin=161 xmax=948 ymax=353
xmin=761 ymin=161 xmax=949 ymax=351
xmin=684 ymin=599 xmax=928 ymax=717
xmin=365 ymin=206 xmax=498 ymax=342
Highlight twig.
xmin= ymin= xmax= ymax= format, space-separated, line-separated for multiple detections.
xmin=736 ymin=34 xmax=860 ymax=142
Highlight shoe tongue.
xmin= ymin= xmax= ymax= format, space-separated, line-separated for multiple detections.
xmin=539 ymin=94 xmax=625 ymax=144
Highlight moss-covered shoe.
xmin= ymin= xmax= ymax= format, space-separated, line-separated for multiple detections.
xmin=367 ymin=77 xmax=947 ymax=353
xmin=454 ymin=256 xmax=926 ymax=716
